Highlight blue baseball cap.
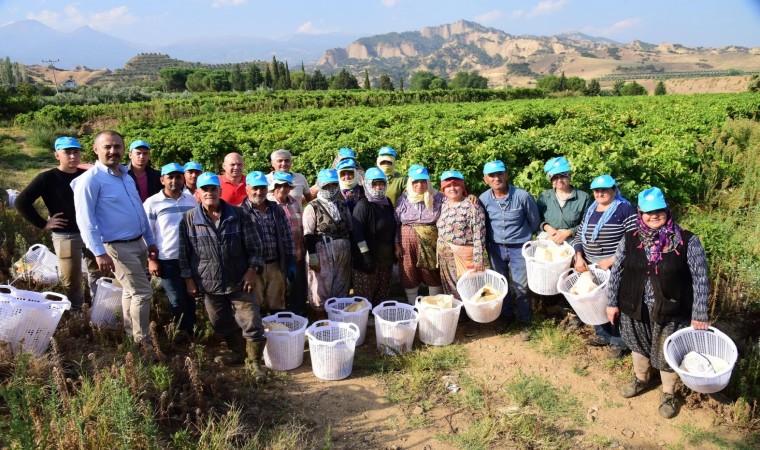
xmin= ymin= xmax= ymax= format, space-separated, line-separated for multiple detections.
xmin=638 ymin=187 xmax=668 ymax=212
xmin=483 ymin=160 xmax=506 ymax=175
xmin=440 ymin=170 xmax=464 ymax=181
xmin=129 ymin=140 xmax=151 ymax=151
xmin=271 ymin=171 xmax=294 ymax=186
xmin=183 ymin=161 xmax=202 ymax=172
xmin=378 ymin=146 xmax=397 ymax=157
xmin=338 ymin=147 xmax=356 ymax=159
xmin=336 ymin=158 xmax=356 ymax=171
xmin=245 ymin=171 xmax=268 ymax=187
xmin=197 ymin=172 xmax=220 ymax=188
xmin=544 ymin=157 xmax=571 ymax=177
xmin=590 ymin=174 xmax=616 ymax=189
xmin=160 ymin=163 xmax=184 ymax=176
xmin=408 ymin=165 xmax=430 ymax=181
xmin=54 ymin=136 xmax=82 ymax=151
xmin=364 ymin=167 xmax=387 ymax=181
xmin=318 ymin=168 xmax=339 ymax=185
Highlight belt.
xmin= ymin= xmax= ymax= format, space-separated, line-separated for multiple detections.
xmin=105 ymin=235 xmax=142 ymax=244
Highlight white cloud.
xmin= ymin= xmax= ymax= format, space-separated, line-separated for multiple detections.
xmin=510 ymin=0 xmax=568 ymax=19
xmin=211 ymin=0 xmax=247 ymax=7
xmin=297 ymin=21 xmax=340 ymax=35
xmin=27 ymin=5 xmax=136 ymax=31
xmin=380 ymin=0 xmax=400 ymax=7
xmin=597 ymin=17 xmax=642 ymax=36
xmin=475 ymin=10 xmax=502 ymax=24
xmin=510 ymin=9 xmax=525 ymax=19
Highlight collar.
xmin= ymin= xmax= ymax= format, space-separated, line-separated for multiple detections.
xmin=95 ymin=160 xmax=125 ymax=176
xmin=193 ymin=200 xmax=233 ymax=226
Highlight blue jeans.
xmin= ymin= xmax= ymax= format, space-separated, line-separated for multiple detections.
xmin=488 ymin=242 xmax=531 ymax=323
xmin=594 ymin=323 xmax=627 ymax=348
xmin=159 ymin=259 xmax=196 ymax=333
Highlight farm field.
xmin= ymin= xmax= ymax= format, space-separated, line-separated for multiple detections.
xmin=2 ymin=91 xmax=760 ymax=449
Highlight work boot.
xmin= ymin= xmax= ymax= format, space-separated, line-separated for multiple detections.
xmin=658 ymin=392 xmax=677 ymax=419
xmin=620 ymin=376 xmax=650 ymax=398
xmin=246 ymin=340 xmax=270 ymax=383
xmin=214 ymin=334 xmax=245 ymax=365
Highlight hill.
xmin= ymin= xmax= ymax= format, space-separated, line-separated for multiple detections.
xmin=316 ymin=20 xmax=760 ymax=88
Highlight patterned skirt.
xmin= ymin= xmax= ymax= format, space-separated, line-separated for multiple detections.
xmin=620 ymin=299 xmax=688 ymax=372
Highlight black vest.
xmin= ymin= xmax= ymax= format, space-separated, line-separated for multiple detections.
xmin=617 ymin=229 xmax=694 ymax=324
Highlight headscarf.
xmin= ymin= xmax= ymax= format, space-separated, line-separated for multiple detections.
xmin=364 ymin=177 xmax=389 ymax=205
xmin=581 ymin=188 xmax=629 ymax=244
xmin=377 ymin=155 xmax=395 ymax=175
xmin=316 ymin=179 xmax=341 ymax=221
xmin=406 ymin=178 xmax=437 ymax=211
xmin=634 ymin=208 xmax=682 ymax=273
xmin=440 ymin=178 xmax=468 ymax=198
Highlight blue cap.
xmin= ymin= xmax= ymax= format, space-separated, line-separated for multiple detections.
xmin=590 ymin=174 xmax=616 ymax=189
xmin=365 ymin=167 xmax=387 ymax=181
xmin=129 ymin=140 xmax=151 ymax=151
xmin=544 ymin=157 xmax=571 ymax=176
xmin=160 ymin=163 xmax=184 ymax=176
xmin=378 ymin=146 xmax=397 ymax=157
xmin=483 ymin=160 xmax=506 ymax=175
xmin=638 ymin=187 xmax=668 ymax=212
xmin=440 ymin=170 xmax=464 ymax=181
xmin=271 ymin=171 xmax=294 ymax=186
xmin=183 ymin=161 xmax=202 ymax=172
xmin=408 ymin=165 xmax=430 ymax=181
xmin=318 ymin=168 xmax=339 ymax=184
xmin=338 ymin=147 xmax=356 ymax=159
xmin=54 ymin=136 xmax=82 ymax=151
xmin=197 ymin=172 xmax=220 ymax=188
xmin=245 ymin=171 xmax=268 ymax=187
xmin=336 ymin=158 xmax=356 ymax=171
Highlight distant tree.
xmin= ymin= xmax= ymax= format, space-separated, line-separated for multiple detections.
xmin=619 ymin=81 xmax=648 ymax=96
xmin=246 ymin=64 xmax=262 ymax=90
xmin=363 ymin=69 xmax=370 ymax=89
xmin=291 ymin=71 xmax=306 ymax=90
xmin=399 ymin=77 xmax=404 ymax=92
xmin=159 ymin=67 xmax=192 ymax=92
xmin=264 ymin=65 xmax=273 ymax=88
xmin=607 ymin=47 xmax=621 ymax=60
xmin=506 ymin=62 xmax=537 ymax=77
xmin=331 ymin=68 xmax=360 ymax=90
xmin=429 ymin=77 xmax=447 ymax=90
xmin=205 ymin=71 xmax=231 ymax=91
xmin=311 ymin=70 xmax=329 ymax=90
xmin=409 ymin=71 xmax=438 ymax=90
xmin=186 ymin=69 xmax=210 ymax=92
xmin=612 ymin=79 xmax=625 ymax=96
xmin=558 ymin=72 xmax=568 ymax=91
xmin=271 ymin=56 xmax=280 ymax=86
xmin=379 ymin=74 xmax=394 ymax=91
xmin=654 ymin=80 xmax=667 ymax=95
xmin=565 ymin=76 xmax=586 ymax=92
xmin=230 ymin=64 xmax=245 ymax=91
xmin=585 ymin=79 xmax=601 ymax=96
xmin=536 ymin=74 xmax=561 ymax=92
xmin=449 ymin=71 xmax=488 ymax=89
xmin=749 ymin=74 xmax=760 ymax=92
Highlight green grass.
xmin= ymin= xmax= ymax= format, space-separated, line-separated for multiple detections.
xmin=528 ymin=319 xmax=585 ymax=358
xmin=674 ymin=423 xmax=760 ymax=450
xmin=504 ymin=371 xmax=585 ymax=425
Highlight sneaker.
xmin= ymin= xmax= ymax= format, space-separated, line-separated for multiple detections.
xmin=494 ymin=316 xmax=514 ymax=334
xmin=586 ymin=336 xmax=609 ymax=347
xmin=620 ymin=376 xmax=650 ymax=398
xmin=607 ymin=345 xmax=626 ymax=359
xmin=464 ymin=322 xmax=479 ymax=337
xmin=518 ymin=323 xmax=531 ymax=342
xmin=659 ymin=392 xmax=677 ymax=419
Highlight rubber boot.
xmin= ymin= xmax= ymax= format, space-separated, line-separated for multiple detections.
xmin=428 ymin=285 xmax=444 ymax=295
xmin=246 ymin=340 xmax=270 ymax=383
xmin=214 ymin=334 xmax=245 ymax=365
xmin=404 ymin=288 xmax=418 ymax=304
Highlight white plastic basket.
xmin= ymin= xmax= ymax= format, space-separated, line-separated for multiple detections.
xmin=556 ymin=265 xmax=610 ymax=325
xmin=664 ymin=326 xmax=738 ymax=394
xmin=325 ymin=297 xmax=371 ymax=346
xmin=0 ymin=285 xmax=71 ymax=356
xmin=522 ymin=240 xmax=573 ymax=295
xmin=457 ymin=270 xmax=508 ymax=323
xmin=262 ymin=312 xmax=308 ymax=371
xmin=414 ymin=296 xmax=463 ymax=346
xmin=90 ymin=277 xmax=123 ymax=329
xmin=6 ymin=189 xmax=19 ymax=208
xmin=15 ymin=244 xmax=61 ymax=285
xmin=372 ymin=301 xmax=419 ymax=355
xmin=305 ymin=320 xmax=360 ymax=380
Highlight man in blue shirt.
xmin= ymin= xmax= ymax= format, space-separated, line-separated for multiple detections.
xmin=479 ymin=160 xmax=540 ymax=340
xmin=71 ymin=130 xmax=159 ymax=354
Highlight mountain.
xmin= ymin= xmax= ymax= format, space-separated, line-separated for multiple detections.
xmin=316 ymin=20 xmax=760 ymax=87
xmin=0 ymin=20 xmax=357 ymax=69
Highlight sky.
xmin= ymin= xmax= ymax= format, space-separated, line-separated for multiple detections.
xmin=1 ymin=0 xmax=759 ymax=48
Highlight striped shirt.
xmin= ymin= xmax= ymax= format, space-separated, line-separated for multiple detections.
xmin=572 ymin=203 xmax=637 ymax=263
xmin=144 ymin=191 xmax=197 ymax=260
xmin=275 ymin=195 xmax=305 ymax=261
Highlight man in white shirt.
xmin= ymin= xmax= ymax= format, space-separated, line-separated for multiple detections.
xmin=265 ymin=149 xmax=312 ymax=205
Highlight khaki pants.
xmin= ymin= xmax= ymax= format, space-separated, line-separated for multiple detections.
xmin=51 ymin=232 xmax=102 ymax=309
xmin=104 ymin=239 xmax=152 ymax=343
xmin=254 ymin=261 xmax=286 ymax=312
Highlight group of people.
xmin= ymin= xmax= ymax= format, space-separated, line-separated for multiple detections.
xmin=15 ymin=133 xmax=710 ymax=417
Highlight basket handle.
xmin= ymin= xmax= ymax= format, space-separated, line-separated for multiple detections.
xmin=29 ymin=243 xmax=47 ymax=252
xmin=379 ymin=300 xmax=398 ymax=307
xmin=311 ymin=319 xmax=331 ymax=328
xmin=324 ymin=298 xmax=337 ymax=307
xmin=98 ymin=277 xmax=117 ymax=285
xmin=0 ymin=284 xmax=16 ymax=295
xmin=274 ymin=312 xmax=294 ymax=319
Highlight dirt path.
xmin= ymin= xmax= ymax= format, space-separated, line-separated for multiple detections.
xmin=282 ymin=322 xmax=741 ymax=449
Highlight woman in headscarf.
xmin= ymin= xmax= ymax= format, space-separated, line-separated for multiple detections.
xmin=303 ymin=169 xmax=352 ymax=318
xmin=607 ymin=187 xmax=709 ymax=419
xmin=351 ymin=167 xmax=397 ymax=306
xmin=376 ymin=146 xmax=407 ymax=206
xmin=436 ymin=170 xmax=487 ymax=336
xmin=336 ymin=158 xmax=365 ymax=213
xmin=573 ymin=174 xmax=637 ymax=358
xmin=394 ymin=165 xmax=445 ymax=303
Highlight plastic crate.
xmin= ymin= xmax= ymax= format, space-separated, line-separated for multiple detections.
xmin=262 ymin=312 xmax=308 ymax=371
xmin=0 ymin=285 xmax=70 ymax=356
xmin=90 ymin=277 xmax=123 ymax=329
xmin=305 ymin=320 xmax=359 ymax=380
xmin=522 ymin=240 xmax=573 ymax=295
xmin=372 ymin=301 xmax=419 ymax=355
xmin=415 ymin=296 xmax=462 ymax=346
xmin=664 ymin=326 xmax=738 ymax=394
xmin=16 ymin=244 xmax=61 ymax=285
xmin=325 ymin=297 xmax=371 ymax=346
xmin=457 ymin=270 xmax=508 ymax=323
xmin=556 ymin=265 xmax=610 ymax=325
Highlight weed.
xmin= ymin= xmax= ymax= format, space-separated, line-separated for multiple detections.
xmin=149 ymin=364 xmax=173 ymax=392
xmin=529 ymin=319 xmax=585 ymax=357
xmin=504 ymin=371 xmax=585 ymax=425
xmin=588 ymin=434 xmax=615 ymax=447
xmin=676 ymin=423 xmax=760 ymax=450
xmin=572 ymin=364 xmax=590 ymax=377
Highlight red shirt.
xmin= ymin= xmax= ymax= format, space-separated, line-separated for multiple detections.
xmin=220 ymin=174 xmax=246 ymax=206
